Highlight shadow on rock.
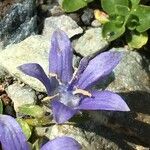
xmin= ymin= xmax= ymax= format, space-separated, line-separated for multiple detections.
xmin=76 ymin=90 xmax=150 ymax=149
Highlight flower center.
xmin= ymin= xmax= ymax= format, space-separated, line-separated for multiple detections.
xmin=57 ymin=85 xmax=81 ymax=108
xmin=42 ymin=84 xmax=92 ymax=108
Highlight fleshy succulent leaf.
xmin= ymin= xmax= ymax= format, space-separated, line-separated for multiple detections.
xmin=127 ymin=31 xmax=148 ymax=49
xmin=133 ymin=5 xmax=150 ymax=32
xmin=129 ymin=0 xmax=140 ymax=7
xmin=101 ymin=0 xmax=129 ymax=15
xmin=115 ymin=5 xmax=130 ymax=16
xmin=61 ymin=0 xmax=94 ymax=12
xmin=126 ymin=14 xmax=139 ymax=30
xmin=102 ymin=21 xmax=125 ymax=41
xmin=18 ymin=104 xmax=45 ymax=118
xmin=94 ymin=10 xmax=109 ymax=24
xmin=17 ymin=119 xmax=32 ymax=140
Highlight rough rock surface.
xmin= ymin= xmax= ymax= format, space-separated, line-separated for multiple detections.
xmin=42 ymin=15 xmax=83 ymax=39
xmin=0 ymin=35 xmax=149 ymax=148
xmin=81 ymin=8 xmax=94 ymax=25
xmin=91 ymin=20 xmax=101 ymax=27
xmin=73 ymin=28 xmax=108 ymax=56
xmin=35 ymin=123 xmax=127 ymax=150
xmin=90 ymin=48 xmax=150 ymax=147
xmin=0 ymin=0 xmax=17 ymax=20
xmin=0 ymin=35 xmax=80 ymax=92
xmin=0 ymin=66 xmax=8 ymax=83
xmin=6 ymin=83 xmax=37 ymax=112
xmin=0 ymin=35 xmax=49 ymax=92
xmin=107 ymin=49 xmax=150 ymax=92
xmin=0 ymin=0 xmax=37 ymax=46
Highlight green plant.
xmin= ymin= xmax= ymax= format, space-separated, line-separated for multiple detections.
xmin=59 ymin=0 xmax=94 ymax=12
xmin=0 ymin=99 xmax=3 ymax=114
xmin=101 ymin=0 xmax=150 ymax=48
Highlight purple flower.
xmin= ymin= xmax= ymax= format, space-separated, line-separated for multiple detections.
xmin=0 ymin=114 xmax=30 ymax=150
xmin=18 ymin=30 xmax=130 ymax=124
xmin=41 ymin=136 xmax=81 ymax=150
xmin=0 ymin=115 xmax=81 ymax=150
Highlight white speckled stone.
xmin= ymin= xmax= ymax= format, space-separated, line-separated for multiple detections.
xmin=73 ymin=28 xmax=108 ymax=56
xmin=42 ymin=15 xmax=83 ymax=39
xmin=6 ymin=83 xmax=36 ymax=112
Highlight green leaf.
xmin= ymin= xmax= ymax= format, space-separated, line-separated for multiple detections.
xmin=24 ymin=116 xmax=53 ymax=127
xmin=62 ymin=0 xmax=93 ymax=12
xmin=101 ymin=0 xmax=129 ymax=15
xmin=126 ymin=14 xmax=139 ymax=30
xmin=17 ymin=119 xmax=32 ymax=140
xmin=84 ymin=0 xmax=93 ymax=2
xmin=0 ymin=99 xmax=3 ymax=114
xmin=102 ymin=21 xmax=125 ymax=41
xmin=94 ymin=10 xmax=109 ymax=24
xmin=115 ymin=5 xmax=130 ymax=16
xmin=18 ymin=104 xmax=45 ymax=118
xmin=110 ymin=15 xmax=125 ymax=27
xmin=129 ymin=0 xmax=140 ymax=7
xmin=133 ymin=5 xmax=150 ymax=32
xmin=32 ymin=139 xmax=40 ymax=150
xmin=127 ymin=31 xmax=148 ymax=49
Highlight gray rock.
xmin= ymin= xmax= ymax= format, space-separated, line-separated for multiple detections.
xmin=73 ymin=55 xmax=81 ymax=69
xmin=35 ymin=119 xmax=149 ymax=150
xmin=0 ymin=35 xmax=49 ymax=92
xmin=42 ymin=15 xmax=83 ymax=39
xmin=73 ymin=28 xmax=108 ymax=56
xmin=107 ymin=48 xmax=149 ymax=92
xmin=0 ymin=65 xmax=8 ymax=82
xmin=0 ymin=0 xmax=37 ymax=46
xmin=91 ymin=20 xmax=101 ymax=27
xmin=35 ymin=124 xmax=122 ymax=150
xmin=6 ymin=83 xmax=37 ymax=112
xmin=0 ymin=32 xmax=149 ymax=148
xmin=0 ymin=35 xmax=79 ymax=92
xmin=90 ymin=48 xmax=150 ymax=146
xmin=49 ymin=5 xmax=64 ymax=16
xmin=81 ymin=8 xmax=94 ymax=26
xmin=68 ymin=13 xmax=81 ymax=24
xmin=47 ymin=0 xmax=59 ymax=9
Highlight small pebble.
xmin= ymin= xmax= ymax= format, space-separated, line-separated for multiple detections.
xmin=49 ymin=5 xmax=64 ymax=16
xmin=4 ymin=105 xmax=16 ymax=117
xmin=91 ymin=20 xmax=101 ymax=27
xmin=81 ymin=8 xmax=94 ymax=25
xmin=68 ymin=13 xmax=80 ymax=24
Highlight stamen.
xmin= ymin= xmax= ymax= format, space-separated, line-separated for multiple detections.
xmin=69 ymin=68 xmax=78 ymax=84
xmin=48 ymin=73 xmax=62 ymax=84
xmin=73 ymin=88 xmax=92 ymax=97
xmin=42 ymin=93 xmax=59 ymax=102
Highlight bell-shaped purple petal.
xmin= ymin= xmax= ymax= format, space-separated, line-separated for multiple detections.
xmin=74 ymin=52 xmax=122 ymax=89
xmin=18 ymin=63 xmax=53 ymax=95
xmin=51 ymin=100 xmax=78 ymax=124
xmin=0 ymin=115 xmax=29 ymax=150
xmin=68 ymin=57 xmax=90 ymax=90
xmin=41 ymin=136 xmax=81 ymax=150
xmin=77 ymin=90 xmax=130 ymax=111
xmin=49 ymin=30 xmax=73 ymax=84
